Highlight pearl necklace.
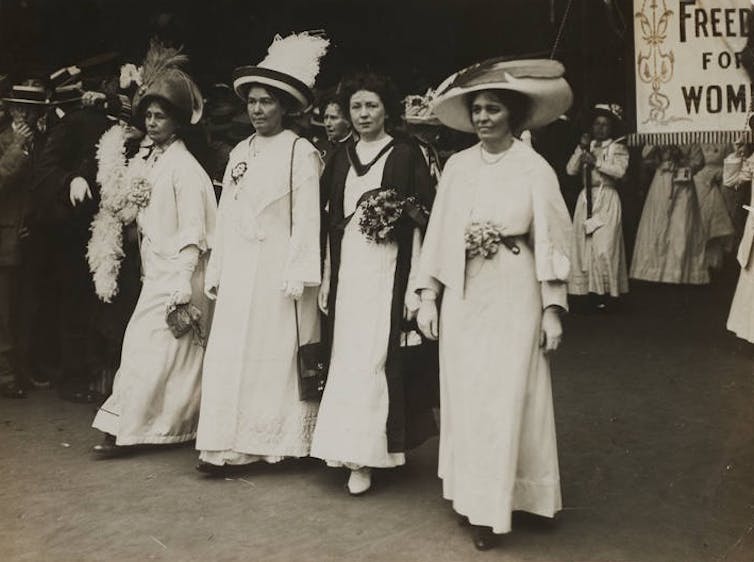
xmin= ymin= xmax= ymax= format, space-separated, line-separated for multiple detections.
xmin=479 ymin=143 xmax=511 ymax=165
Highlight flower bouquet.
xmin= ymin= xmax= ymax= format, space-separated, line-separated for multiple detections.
xmin=358 ymin=188 xmax=406 ymax=244
xmin=465 ymin=221 xmax=519 ymax=259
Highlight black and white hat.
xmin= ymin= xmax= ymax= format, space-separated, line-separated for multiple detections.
xmin=232 ymin=32 xmax=329 ymax=114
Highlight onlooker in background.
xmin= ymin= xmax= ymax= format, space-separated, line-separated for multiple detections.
xmin=203 ymin=83 xmax=242 ymax=201
xmin=0 ymin=79 xmax=51 ymax=399
xmin=723 ymin=135 xmax=754 ymax=343
xmin=403 ymin=88 xmax=444 ymax=188
xmin=631 ymin=144 xmax=708 ymax=284
xmin=567 ymin=103 xmax=629 ymax=309
xmin=694 ymin=143 xmax=735 ymax=273
xmin=317 ymin=90 xmax=353 ymax=166
xmin=31 ymin=62 xmax=115 ymax=403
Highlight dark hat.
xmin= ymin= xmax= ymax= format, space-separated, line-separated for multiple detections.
xmin=105 ymin=93 xmax=133 ymax=123
xmin=51 ymin=83 xmax=83 ymax=106
xmin=133 ymin=40 xmax=203 ymax=125
xmin=2 ymin=80 xmax=52 ymax=105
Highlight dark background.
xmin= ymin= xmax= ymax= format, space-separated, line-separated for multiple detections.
xmin=0 ymin=0 xmax=633 ymax=128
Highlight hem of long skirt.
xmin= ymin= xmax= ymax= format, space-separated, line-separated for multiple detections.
xmin=314 ymin=453 xmax=406 ymax=470
xmin=726 ymin=325 xmax=754 ymax=344
xmin=630 ymin=267 xmax=709 ymax=285
xmin=198 ymin=449 xmax=307 ymax=466
xmin=567 ymin=284 xmax=628 ymax=297
xmin=93 ymin=410 xmax=196 ymax=446
xmin=442 ymin=478 xmax=561 ymax=535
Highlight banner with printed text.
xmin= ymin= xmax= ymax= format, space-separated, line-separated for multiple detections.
xmin=633 ymin=0 xmax=753 ymax=145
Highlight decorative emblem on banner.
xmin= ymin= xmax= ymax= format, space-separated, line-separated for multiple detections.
xmin=635 ymin=0 xmax=689 ymax=125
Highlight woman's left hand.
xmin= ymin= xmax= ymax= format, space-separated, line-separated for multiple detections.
xmin=540 ymin=307 xmax=563 ymax=353
xmin=283 ymin=280 xmax=304 ymax=301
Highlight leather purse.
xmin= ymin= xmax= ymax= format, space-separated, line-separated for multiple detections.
xmin=288 ymin=138 xmax=328 ymax=401
xmin=166 ymin=303 xmax=203 ymax=341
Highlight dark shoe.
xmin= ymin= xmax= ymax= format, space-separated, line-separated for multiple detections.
xmin=195 ymin=461 xmax=227 ymax=477
xmin=91 ymin=434 xmax=127 ymax=458
xmin=1 ymin=380 xmax=30 ymax=399
xmin=471 ymin=525 xmax=498 ymax=551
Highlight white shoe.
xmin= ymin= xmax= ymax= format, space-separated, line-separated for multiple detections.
xmin=347 ymin=468 xmax=372 ymax=496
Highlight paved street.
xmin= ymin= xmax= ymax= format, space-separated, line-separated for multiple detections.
xmin=1 ymin=269 xmax=753 ymax=561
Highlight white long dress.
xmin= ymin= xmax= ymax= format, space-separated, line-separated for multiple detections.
xmin=566 ymin=139 xmax=629 ymax=297
xmin=92 ymin=140 xmax=217 ymax=445
xmin=310 ymin=136 xmax=406 ymax=469
xmin=631 ymin=145 xmax=708 ymax=284
xmin=723 ymin=153 xmax=754 ymax=342
xmin=196 ymin=130 xmax=322 ymax=465
xmin=417 ymin=140 xmax=572 ymax=534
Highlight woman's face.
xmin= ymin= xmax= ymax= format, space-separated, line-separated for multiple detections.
xmin=592 ymin=115 xmax=612 ymax=142
xmin=144 ymin=100 xmax=178 ymax=145
xmin=323 ymin=102 xmax=351 ymax=141
xmin=470 ymin=92 xmax=512 ymax=144
xmin=247 ymin=86 xmax=285 ymax=137
xmin=350 ymin=90 xmax=386 ymax=140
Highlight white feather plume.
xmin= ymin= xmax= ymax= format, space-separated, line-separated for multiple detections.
xmin=259 ymin=32 xmax=330 ymax=87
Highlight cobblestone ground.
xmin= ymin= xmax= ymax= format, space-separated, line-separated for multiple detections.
xmin=1 ymin=269 xmax=752 ymax=561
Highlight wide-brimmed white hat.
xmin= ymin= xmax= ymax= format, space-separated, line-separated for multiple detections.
xmin=233 ymin=32 xmax=329 ymax=114
xmin=432 ymin=58 xmax=573 ymax=133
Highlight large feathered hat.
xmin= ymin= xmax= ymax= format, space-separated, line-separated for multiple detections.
xmin=133 ymin=39 xmax=203 ymax=125
xmin=232 ymin=31 xmax=329 ymax=113
xmin=432 ymin=57 xmax=573 ymax=133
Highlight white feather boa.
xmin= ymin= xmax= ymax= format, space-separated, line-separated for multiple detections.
xmin=87 ymin=124 xmax=150 ymax=302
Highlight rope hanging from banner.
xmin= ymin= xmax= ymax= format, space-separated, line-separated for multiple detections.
xmin=549 ymin=0 xmax=575 ymax=59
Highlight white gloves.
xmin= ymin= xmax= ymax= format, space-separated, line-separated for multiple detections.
xmin=69 ymin=176 xmax=92 ymax=206
xmin=282 ymin=280 xmax=304 ymax=301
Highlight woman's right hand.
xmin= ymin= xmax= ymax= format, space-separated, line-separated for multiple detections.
xmin=318 ymin=283 xmax=329 ymax=314
xmin=417 ymin=299 xmax=439 ymax=341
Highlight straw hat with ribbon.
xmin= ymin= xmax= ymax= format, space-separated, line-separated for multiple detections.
xmin=591 ymin=103 xmax=625 ymax=135
xmin=2 ymin=80 xmax=53 ymax=105
xmin=432 ymin=57 xmax=573 ymax=133
xmin=232 ymin=31 xmax=330 ymax=114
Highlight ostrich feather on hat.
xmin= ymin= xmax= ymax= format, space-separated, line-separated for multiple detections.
xmin=432 ymin=57 xmax=573 ymax=133
xmin=133 ymin=39 xmax=203 ymax=125
xmin=232 ymin=31 xmax=330 ymax=113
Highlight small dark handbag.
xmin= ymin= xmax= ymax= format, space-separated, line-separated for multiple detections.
xmin=288 ymin=138 xmax=328 ymax=401
xmin=166 ymin=303 xmax=203 ymax=340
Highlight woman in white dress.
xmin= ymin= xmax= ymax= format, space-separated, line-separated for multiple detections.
xmin=310 ymin=73 xmax=436 ymax=495
xmin=630 ymin=144 xmax=708 ymax=284
xmin=567 ymin=103 xmax=629 ymax=306
xmin=195 ymin=33 xmax=328 ymax=471
xmin=92 ymin=47 xmax=217 ymax=455
xmin=723 ymin=144 xmax=754 ymax=343
xmin=416 ymin=58 xmax=573 ymax=550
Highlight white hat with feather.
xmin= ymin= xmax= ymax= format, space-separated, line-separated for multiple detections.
xmin=232 ymin=31 xmax=329 ymax=114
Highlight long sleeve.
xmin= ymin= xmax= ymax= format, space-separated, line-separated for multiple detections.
xmin=530 ymin=161 xmax=573 ymax=310
xmin=565 ymin=146 xmax=582 ymax=176
xmin=205 ymin=156 xmax=234 ymax=290
xmin=596 ymin=142 xmax=629 ymax=180
xmin=284 ymin=143 xmax=322 ymax=286
xmin=172 ymin=157 xmax=217 ymax=254
xmin=723 ymin=153 xmax=753 ymax=187
xmin=683 ymin=144 xmax=705 ymax=175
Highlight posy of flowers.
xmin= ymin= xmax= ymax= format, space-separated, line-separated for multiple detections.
xmin=465 ymin=221 xmax=515 ymax=259
xmin=358 ymin=189 xmax=428 ymax=244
